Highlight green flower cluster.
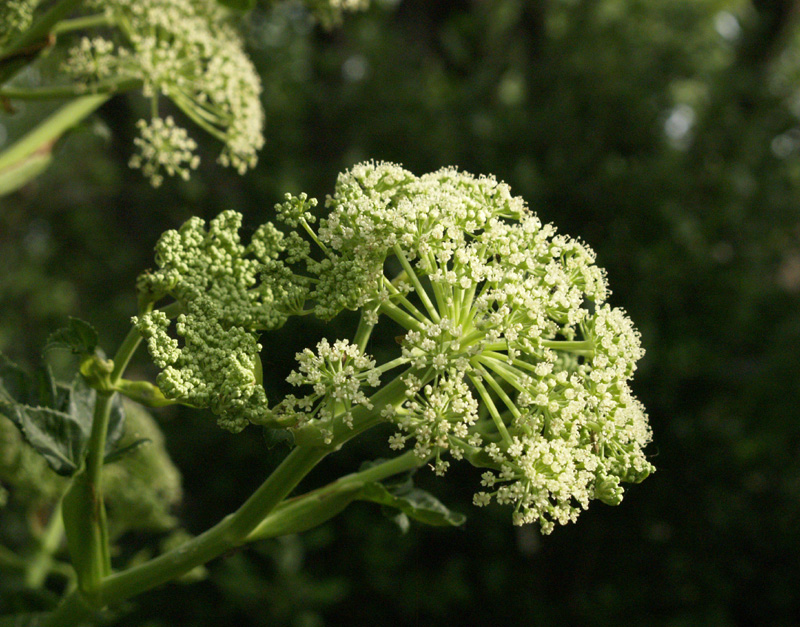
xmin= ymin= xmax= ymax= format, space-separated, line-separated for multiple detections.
xmin=134 ymin=211 xmax=300 ymax=431
xmin=63 ymin=0 xmax=264 ymax=185
xmin=136 ymin=163 xmax=653 ymax=532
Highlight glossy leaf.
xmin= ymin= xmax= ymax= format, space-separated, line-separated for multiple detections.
xmin=359 ymin=481 xmax=466 ymax=527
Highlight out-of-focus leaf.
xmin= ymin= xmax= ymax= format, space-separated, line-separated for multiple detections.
xmin=0 ymin=353 xmax=126 ymax=476
xmin=44 ymin=317 xmax=98 ymax=356
xmin=0 ymin=147 xmax=52 ymax=197
xmin=103 ymin=438 xmax=151 ymax=465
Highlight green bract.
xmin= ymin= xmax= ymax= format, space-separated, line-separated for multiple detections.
xmin=136 ymin=162 xmax=653 ymax=532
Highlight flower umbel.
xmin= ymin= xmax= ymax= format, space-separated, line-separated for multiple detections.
xmin=302 ymin=162 xmax=653 ymax=533
xmin=129 ymin=117 xmax=200 ymax=187
xmin=135 ymin=163 xmax=653 ymax=531
xmin=63 ymin=0 xmax=264 ymax=185
xmin=134 ymin=211 xmax=297 ymax=431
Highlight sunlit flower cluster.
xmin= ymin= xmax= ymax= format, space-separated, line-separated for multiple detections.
xmin=302 ymin=162 xmax=653 ymax=532
xmin=276 ymin=339 xmax=381 ymax=443
xmin=134 ymin=163 xmax=653 ymax=530
xmin=63 ymin=0 xmax=264 ymax=185
xmin=129 ymin=117 xmax=200 ymax=187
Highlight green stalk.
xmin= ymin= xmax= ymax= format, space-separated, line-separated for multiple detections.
xmin=247 ymin=449 xmax=427 ymax=541
xmin=25 ymin=499 xmax=66 ymax=588
xmin=0 ymin=93 xmax=109 ymax=194
xmin=52 ymin=13 xmax=112 ymax=34
xmin=98 ymin=447 xmax=322 ymax=606
xmin=377 ymin=298 xmax=426 ymax=333
xmin=475 ymin=364 xmax=522 ymax=422
xmin=353 ymin=310 xmax=374 ymax=352
xmin=468 ymin=372 xmax=513 ymax=447
xmin=392 ymin=245 xmax=440 ymax=323
xmin=292 ymin=371 xmax=417 ymax=448
xmin=0 ymin=77 xmax=142 ymax=100
xmin=541 ymin=339 xmax=595 ymax=356
xmin=109 ymin=325 xmax=143 ymax=386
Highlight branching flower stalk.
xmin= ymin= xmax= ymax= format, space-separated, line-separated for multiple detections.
xmin=134 ymin=161 xmax=654 ymax=534
xmin=0 ymin=162 xmax=653 ymax=626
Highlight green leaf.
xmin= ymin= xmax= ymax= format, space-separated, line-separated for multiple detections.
xmin=216 ymin=0 xmax=255 ymax=11
xmin=5 ymin=406 xmax=89 ymax=476
xmin=0 ymin=354 xmax=39 ymax=406
xmin=44 ymin=317 xmax=98 ymax=356
xmin=263 ymin=425 xmax=294 ymax=449
xmin=0 ymin=353 xmax=126 ymax=476
xmin=359 ymin=482 xmax=466 ymax=527
xmin=103 ymin=438 xmax=151 ymax=465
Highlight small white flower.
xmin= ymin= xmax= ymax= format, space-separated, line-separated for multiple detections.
xmin=129 ymin=117 xmax=200 ymax=187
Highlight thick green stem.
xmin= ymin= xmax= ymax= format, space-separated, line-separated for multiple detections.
xmin=0 ymin=77 xmax=142 ymax=100
xmin=47 ymin=446 xmax=328 ymax=625
xmin=247 ymin=449 xmax=427 ymax=541
xmin=78 ymin=390 xmax=114 ymax=584
xmin=52 ymin=13 xmax=112 ymax=34
xmin=353 ymin=310 xmax=374 ymax=352
xmin=0 ymin=93 xmax=109 ymax=180
xmin=118 ymin=446 xmax=323 ymax=599
xmin=85 ymin=393 xmax=112 ymax=487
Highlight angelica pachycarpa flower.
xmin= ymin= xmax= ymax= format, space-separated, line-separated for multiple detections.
xmin=135 ymin=163 xmax=653 ymax=533
xmin=134 ymin=210 xmax=309 ymax=431
xmin=63 ymin=0 xmax=264 ymax=185
xmin=297 ymin=162 xmax=654 ymax=533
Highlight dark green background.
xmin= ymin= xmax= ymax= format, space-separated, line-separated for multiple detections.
xmin=2 ymin=0 xmax=799 ymax=624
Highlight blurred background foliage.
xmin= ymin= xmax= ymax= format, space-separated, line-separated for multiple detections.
xmin=2 ymin=0 xmax=800 ymax=624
